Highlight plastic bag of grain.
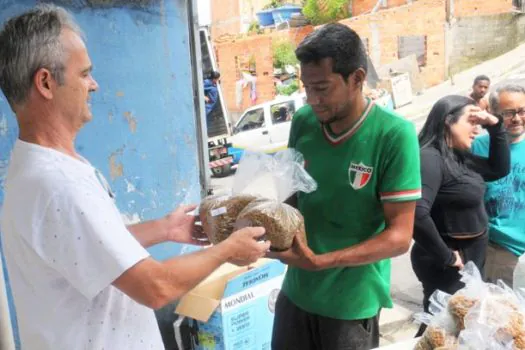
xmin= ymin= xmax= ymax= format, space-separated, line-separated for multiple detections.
xmin=198 ymin=194 xmax=261 ymax=244
xmin=235 ymin=201 xmax=305 ymax=251
xmin=231 ymin=148 xmax=316 ymax=251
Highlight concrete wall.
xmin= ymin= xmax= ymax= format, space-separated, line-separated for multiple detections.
xmin=448 ymin=12 xmax=525 ymax=75
xmin=453 ymin=0 xmax=514 ymax=17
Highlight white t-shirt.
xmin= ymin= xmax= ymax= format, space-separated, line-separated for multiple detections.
xmin=0 ymin=140 xmax=164 ymax=350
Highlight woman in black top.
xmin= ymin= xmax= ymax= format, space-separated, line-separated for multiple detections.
xmin=412 ymin=95 xmax=510 ymax=335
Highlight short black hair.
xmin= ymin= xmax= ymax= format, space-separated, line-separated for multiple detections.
xmin=295 ymin=23 xmax=367 ymax=81
xmin=211 ymin=70 xmax=221 ymax=80
xmin=473 ymin=75 xmax=490 ymax=85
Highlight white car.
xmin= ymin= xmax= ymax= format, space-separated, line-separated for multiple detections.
xmin=228 ymin=91 xmax=393 ymax=165
xmin=228 ymin=93 xmax=307 ymax=163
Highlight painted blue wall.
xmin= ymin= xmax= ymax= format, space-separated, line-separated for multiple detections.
xmin=0 ymin=0 xmax=203 ymax=347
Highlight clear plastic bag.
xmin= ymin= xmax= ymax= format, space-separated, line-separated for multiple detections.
xmin=200 ymin=149 xmax=316 ymax=245
xmin=232 ymin=148 xmax=317 ymax=202
xmin=461 ymin=285 xmax=525 ymax=349
xmin=230 ymin=149 xmax=316 ymax=251
xmin=442 ymin=261 xmax=490 ymax=330
xmin=414 ymin=291 xmax=460 ymax=350
xmin=235 ymin=200 xmax=305 ymax=251
xmin=451 ymin=262 xmax=525 ymax=349
xmin=198 ymin=194 xmax=260 ymax=244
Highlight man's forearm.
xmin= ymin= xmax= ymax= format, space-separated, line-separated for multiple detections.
xmin=315 ymin=228 xmax=411 ymax=269
xmin=155 ymin=244 xmax=231 ymax=305
xmin=127 ymin=219 xmax=167 ymax=248
xmin=114 ymin=242 xmax=233 ymax=310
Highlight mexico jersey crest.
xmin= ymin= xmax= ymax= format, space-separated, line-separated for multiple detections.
xmin=348 ymin=162 xmax=373 ymax=190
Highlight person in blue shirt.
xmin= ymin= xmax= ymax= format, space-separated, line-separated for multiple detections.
xmin=472 ymin=83 xmax=525 ymax=287
xmin=204 ymin=70 xmax=220 ymax=118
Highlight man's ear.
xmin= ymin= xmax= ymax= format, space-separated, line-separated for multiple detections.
xmin=33 ymin=68 xmax=56 ymax=100
xmin=354 ymin=68 xmax=366 ymax=89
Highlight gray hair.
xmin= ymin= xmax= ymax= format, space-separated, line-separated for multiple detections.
xmin=0 ymin=4 xmax=83 ymax=108
xmin=490 ymin=83 xmax=525 ymax=113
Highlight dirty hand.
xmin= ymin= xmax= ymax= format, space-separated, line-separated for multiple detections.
xmin=224 ymin=227 xmax=270 ymax=266
xmin=266 ymin=234 xmax=319 ymax=271
xmin=164 ymin=205 xmax=209 ymax=245
xmin=469 ymin=109 xmax=499 ymax=126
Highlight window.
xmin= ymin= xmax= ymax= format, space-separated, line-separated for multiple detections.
xmin=398 ymin=35 xmax=427 ymax=67
xmin=271 ymin=101 xmax=295 ymax=125
xmin=235 ymin=108 xmax=265 ymax=133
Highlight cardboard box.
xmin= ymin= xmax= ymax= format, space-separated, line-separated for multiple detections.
xmin=175 ymin=259 xmax=286 ymax=350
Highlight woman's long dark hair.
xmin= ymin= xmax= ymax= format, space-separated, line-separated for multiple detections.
xmin=418 ymin=95 xmax=476 ymax=174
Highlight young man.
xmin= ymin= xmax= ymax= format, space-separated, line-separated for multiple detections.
xmin=268 ymin=23 xmax=421 ymax=350
xmin=204 ymin=70 xmax=220 ymax=118
xmin=470 ymin=75 xmax=491 ymax=110
xmin=0 ymin=6 xmax=269 ymax=349
xmin=472 ymin=84 xmax=525 ymax=287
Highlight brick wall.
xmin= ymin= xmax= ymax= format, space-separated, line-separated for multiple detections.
xmin=341 ymin=0 xmax=447 ymax=87
xmin=453 ymin=0 xmax=514 ymax=18
xmin=214 ymin=0 xmax=521 ymax=114
xmin=215 ymin=26 xmax=314 ymax=115
xmin=216 ymin=35 xmax=275 ymax=114
xmin=352 ymin=0 xmax=409 ymax=16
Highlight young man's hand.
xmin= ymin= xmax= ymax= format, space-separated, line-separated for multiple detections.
xmin=266 ymin=234 xmax=320 ymax=271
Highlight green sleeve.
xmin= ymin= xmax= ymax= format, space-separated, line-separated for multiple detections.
xmin=378 ymin=122 xmax=422 ymax=202
xmin=288 ymin=110 xmax=301 ymax=148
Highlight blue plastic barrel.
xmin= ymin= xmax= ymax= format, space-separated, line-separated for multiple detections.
xmin=256 ymin=10 xmax=275 ymax=26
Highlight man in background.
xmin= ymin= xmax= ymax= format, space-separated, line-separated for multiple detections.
xmin=472 ymin=83 xmax=525 ymax=287
xmin=204 ymin=70 xmax=220 ymax=118
xmin=470 ymin=75 xmax=491 ymax=110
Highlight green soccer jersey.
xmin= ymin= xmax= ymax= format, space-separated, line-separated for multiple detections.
xmin=282 ymin=99 xmax=421 ymax=320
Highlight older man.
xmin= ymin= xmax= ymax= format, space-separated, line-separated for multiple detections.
xmin=0 ymin=5 xmax=269 ymax=350
xmin=472 ymin=84 xmax=525 ymax=287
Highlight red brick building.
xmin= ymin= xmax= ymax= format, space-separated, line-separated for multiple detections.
xmin=212 ymin=0 xmax=519 ymax=115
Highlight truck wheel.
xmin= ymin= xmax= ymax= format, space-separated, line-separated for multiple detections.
xmin=211 ymin=164 xmax=232 ymax=178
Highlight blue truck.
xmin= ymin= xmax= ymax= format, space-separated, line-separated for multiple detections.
xmin=0 ymin=0 xmax=212 ymax=348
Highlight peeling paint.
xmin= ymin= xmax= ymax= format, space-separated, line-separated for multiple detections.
xmin=116 ymin=91 xmax=125 ymax=97
xmin=123 ymin=111 xmax=137 ymax=133
xmin=0 ymin=115 xmax=7 ymax=136
xmin=108 ymin=111 xmax=114 ymax=123
xmin=121 ymin=212 xmax=141 ymax=225
xmin=109 ymin=152 xmax=124 ymax=180
xmin=125 ymin=179 xmax=136 ymax=193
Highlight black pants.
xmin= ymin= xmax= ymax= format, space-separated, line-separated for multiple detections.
xmin=272 ymin=293 xmax=379 ymax=350
xmin=411 ymin=231 xmax=488 ymax=335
